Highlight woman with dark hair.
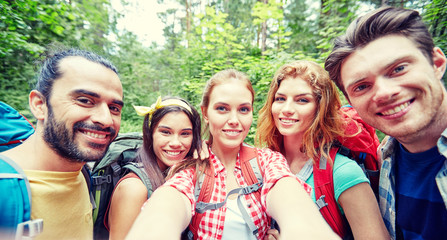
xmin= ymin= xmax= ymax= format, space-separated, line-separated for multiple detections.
xmin=107 ymin=96 xmax=202 ymax=240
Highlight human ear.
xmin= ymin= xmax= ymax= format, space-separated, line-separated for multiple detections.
xmin=432 ymin=47 xmax=447 ymax=81
xmin=29 ymin=90 xmax=47 ymax=121
xmin=201 ymin=106 xmax=208 ymax=124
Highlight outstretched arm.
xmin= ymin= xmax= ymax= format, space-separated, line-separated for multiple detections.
xmin=266 ymin=177 xmax=340 ymax=240
xmin=108 ymin=178 xmax=148 ymax=240
xmin=125 ymin=186 xmax=192 ymax=239
xmin=339 ymin=182 xmax=389 ymax=239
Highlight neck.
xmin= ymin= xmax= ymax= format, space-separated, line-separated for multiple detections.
xmin=211 ymin=143 xmax=240 ymax=169
xmin=283 ymin=135 xmax=309 ymax=174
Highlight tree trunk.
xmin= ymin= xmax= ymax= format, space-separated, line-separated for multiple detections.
xmin=185 ymin=0 xmax=191 ymax=48
xmin=261 ymin=0 xmax=268 ymax=53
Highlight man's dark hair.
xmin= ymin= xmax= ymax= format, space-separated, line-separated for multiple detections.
xmin=325 ymin=6 xmax=434 ymax=97
xmin=36 ymin=48 xmax=118 ymax=101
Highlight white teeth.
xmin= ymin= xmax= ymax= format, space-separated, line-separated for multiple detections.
xmin=224 ymin=130 xmax=240 ymax=135
xmin=165 ymin=151 xmax=181 ymax=156
xmin=381 ymin=101 xmax=410 ymax=116
xmin=280 ymin=119 xmax=297 ymax=123
xmin=84 ymin=131 xmax=106 ymax=139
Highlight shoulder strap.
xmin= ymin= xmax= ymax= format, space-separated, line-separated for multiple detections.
xmin=240 ymin=143 xmax=263 ymax=186
xmin=187 ymin=161 xmax=215 ymax=240
xmin=188 ymin=145 xmax=264 ymax=239
xmin=0 ymin=155 xmax=43 ymax=239
xmin=81 ymin=165 xmax=96 ymax=210
xmin=313 ymin=147 xmax=347 ymax=238
xmin=123 ymin=162 xmax=153 ymax=198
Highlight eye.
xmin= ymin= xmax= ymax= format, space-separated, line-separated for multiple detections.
xmin=109 ymin=105 xmax=122 ymax=115
xmin=216 ymin=106 xmax=228 ymax=112
xmin=159 ymin=129 xmax=171 ymax=135
xmin=296 ymin=98 xmax=310 ymax=103
xmin=353 ymin=83 xmax=370 ymax=93
xmin=274 ymin=96 xmax=285 ymax=102
xmin=181 ymin=130 xmax=192 ymax=137
xmin=391 ymin=64 xmax=406 ymax=75
xmin=76 ymin=97 xmax=94 ymax=106
xmin=239 ymin=106 xmax=252 ymax=114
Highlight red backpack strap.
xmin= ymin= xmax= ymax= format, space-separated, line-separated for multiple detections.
xmin=239 ymin=144 xmax=268 ymax=226
xmin=338 ymin=105 xmax=381 ymax=195
xmin=240 ymin=144 xmax=262 ymax=183
xmin=187 ymin=160 xmax=215 ymax=240
xmin=313 ymin=147 xmax=347 ymax=238
xmin=186 ymin=145 xmax=264 ymax=239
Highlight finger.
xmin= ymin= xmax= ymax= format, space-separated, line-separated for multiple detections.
xmin=201 ymin=140 xmax=210 ymax=159
xmin=193 ymin=150 xmax=199 ymax=159
xmin=270 ymin=229 xmax=280 ymax=240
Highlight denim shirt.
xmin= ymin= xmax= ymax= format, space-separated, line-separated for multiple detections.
xmin=378 ymin=129 xmax=447 ymax=239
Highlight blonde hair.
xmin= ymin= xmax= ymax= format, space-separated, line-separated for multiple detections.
xmin=256 ymin=60 xmax=345 ymax=162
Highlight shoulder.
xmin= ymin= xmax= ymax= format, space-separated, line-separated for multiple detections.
xmin=333 ymin=153 xmax=367 ymax=178
xmin=333 ymin=153 xmax=369 ymax=200
xmin=113 ymin=177 xmax=148 ymax=201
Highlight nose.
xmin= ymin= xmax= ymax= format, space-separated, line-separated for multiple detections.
xmin=281 ymin=99 xmax=294 ymax=115
xmin=372 ymin=77 xmax=400 ymax=104
xmin=227 ymin=110 xmax=239 ymax=126
xmin=169 ymin=135 xmax=181 ymax=148
xmin=91 ymin=103 xmax=114 ymax=128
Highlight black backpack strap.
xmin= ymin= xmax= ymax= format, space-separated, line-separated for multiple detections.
xmin=81 ymin=165 xmax=96 ymax=210
xmin=123 ymin=163 xmax=153 ymax=198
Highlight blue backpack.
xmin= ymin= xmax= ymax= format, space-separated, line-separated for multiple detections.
xmin=0 ymin=101 xmax=35 ymax=152
xmin=0 ymin=101 xmax=94 ymax=239
xmin=0 ymin=101 xmax=43 ymax=239
xmin=0 ymin=155 xmax=43 ymax=239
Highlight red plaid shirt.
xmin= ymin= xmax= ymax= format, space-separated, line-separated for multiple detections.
xmin=163 ymin=146 xmax=311 ymax=239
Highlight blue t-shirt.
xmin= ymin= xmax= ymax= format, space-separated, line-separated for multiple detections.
xmin=396 ymin=143 xmax=447 ymax=239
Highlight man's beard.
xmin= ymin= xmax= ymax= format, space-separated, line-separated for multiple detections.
xmin=43 ymin=104 xmax=116 ymax=163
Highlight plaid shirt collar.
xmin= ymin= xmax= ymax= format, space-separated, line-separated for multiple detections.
xmin=379 ymin=129 xmax=447 ymax=239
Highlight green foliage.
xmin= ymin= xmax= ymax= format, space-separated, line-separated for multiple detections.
xmin=2 ymin=0 xmax=446 ymax=145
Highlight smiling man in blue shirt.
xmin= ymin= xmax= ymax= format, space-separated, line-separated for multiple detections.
xmin=325 ymin=6 xmax=447 ymax=240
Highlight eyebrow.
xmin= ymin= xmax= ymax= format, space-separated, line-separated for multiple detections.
xmin=346 ymin=56 xmax=413 ymax=90
xmin=275 ymin=92 xmax=313 ymax=97
xmin=73 ymin=89 xmax=124 ymax=107
xmin=158 ymin=125 xmax=193 ymax=131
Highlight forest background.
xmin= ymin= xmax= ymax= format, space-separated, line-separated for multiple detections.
xmin=2 ymin=0 xmax=446 ymax=144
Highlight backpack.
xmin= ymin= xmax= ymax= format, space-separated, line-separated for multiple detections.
xmin=183 ymin=143 xmax=264 ymax=240
xmin=313 ymin=105 xmax=380 ymax=238
xmin=0 ymin=155 xmax=43 ymax=239
xmin=0 ymin=101 xmax=35 ymax=152
xmin=0 ymin=102 xmax=42 ymax=239
xmin=0 ymin=102 xmax=94 ymax=240
xmin=91 ymin=132 xmax=153 ymax=240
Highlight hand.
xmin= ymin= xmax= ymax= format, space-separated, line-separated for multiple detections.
xmin=193 ymin=140 xmax=209 ymax=161
xmin=264 ymin=229 xmax=280 ymax=240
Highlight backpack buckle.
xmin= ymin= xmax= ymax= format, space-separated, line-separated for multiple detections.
xmin=92 ymin=175 xmax=112 ymax=185
xmin=16 ymin=219 xmax=43 ymax=240
xmin=195 ymin=201 xmax=221 ymax=213
xmin=315 ymin=195 xmax=328 ymax=210
xmin=242 ymin=182 xmax=263 ymax=195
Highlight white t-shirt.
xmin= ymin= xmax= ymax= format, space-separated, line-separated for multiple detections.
xmin=221 ymin=197 xmax=257 ymax=240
